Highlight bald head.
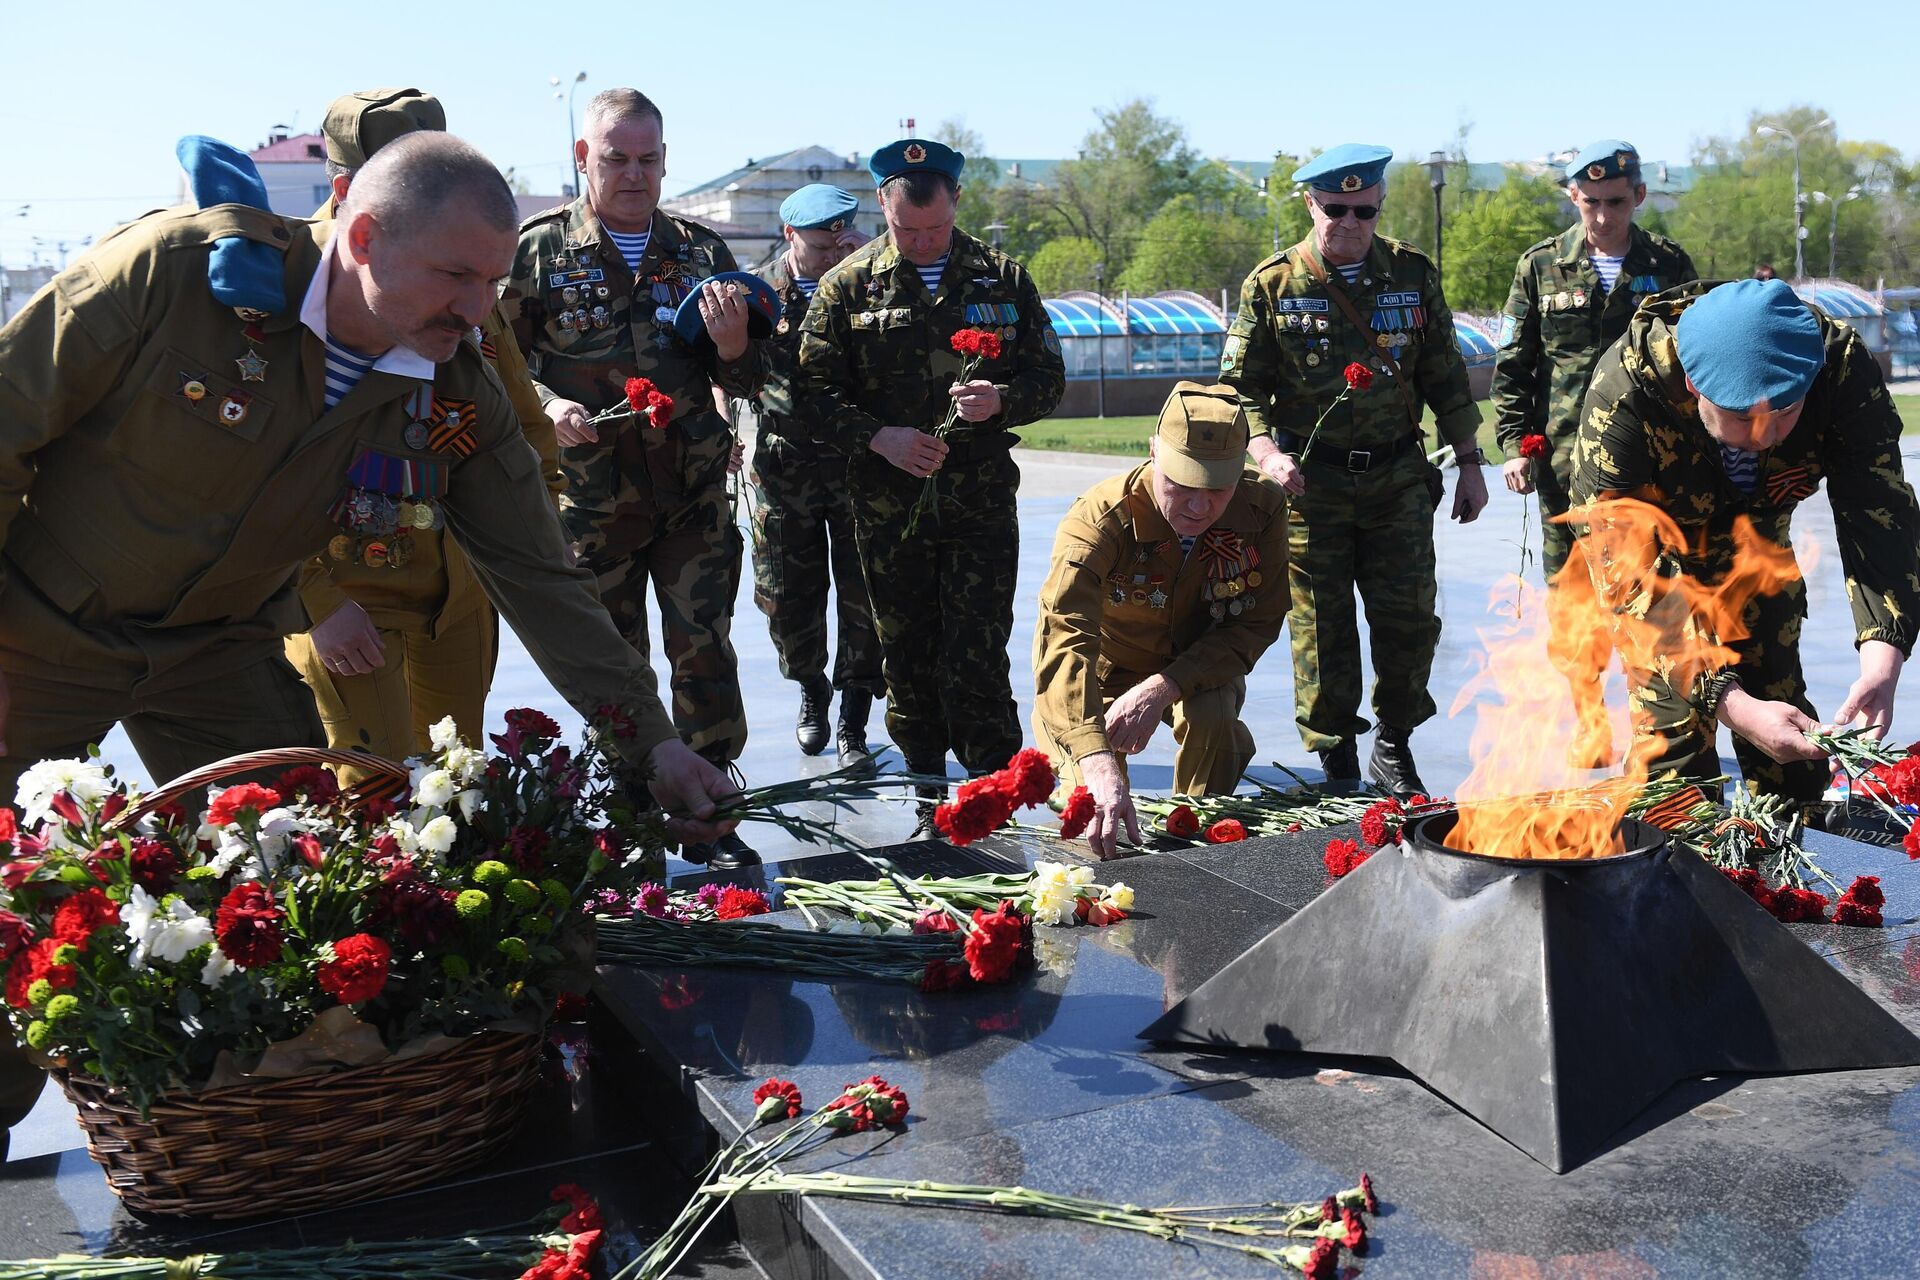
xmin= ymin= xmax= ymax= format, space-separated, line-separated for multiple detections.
xmin=341 ymin=131 xmax=518 ymax=245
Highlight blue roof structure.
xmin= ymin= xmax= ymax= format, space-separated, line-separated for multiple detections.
xmin=1042 ymin=295 xmax=1122 ymax=338
xmin=1791 ymin=280 xmax=1882 ymax=320
xmin=1124 ymin=295 xmax=1222 ymax=335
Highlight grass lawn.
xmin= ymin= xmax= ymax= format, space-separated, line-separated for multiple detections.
xmin=1015 ymin=395 xmax=1920 ymax=459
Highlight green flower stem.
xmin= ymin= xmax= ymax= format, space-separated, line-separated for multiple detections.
xmin=595 ymin=914 xmax=961 ymax=986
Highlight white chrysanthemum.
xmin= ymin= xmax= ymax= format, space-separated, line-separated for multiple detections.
xmin=15 ymin=758 xmax=109 ymax=826
xmin=201 ymin=946 xmax=239 ymax=987
xmin=415 ymin=815 xmax=458 ymax=855
xmin=123 ymin=885 xmax=214 ymax=969
xmin=414 ymin=769 xmax=456 ymax=809
xmin=206 ymin=829 xmax=252 ymax=877
xmin=428 ymin=716 xmax=461 ymax=752
xmin=443 ymin=746 xmax=485 ymax=785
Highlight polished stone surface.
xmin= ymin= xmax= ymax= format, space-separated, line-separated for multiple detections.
xmin=595 ymin=826 xmax=1920 ymax=1278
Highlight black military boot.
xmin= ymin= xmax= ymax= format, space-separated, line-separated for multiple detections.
xmin=1318 ymin=740 xmax=1361 ymax=784
xmin=835 ymin=689 xmax=875 ymax=772
xmin=683 ymin=831 xmax=761 ymax=870
xmin=1367 ymin=727 xmax=1428 ymax=800
xmin=905 ymin=755 xmax=947 ymax=842
xmin=795 ymin=675 xmax=832 ymax=756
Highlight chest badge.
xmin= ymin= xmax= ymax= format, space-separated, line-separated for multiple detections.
xmin=217 ymin=393 xmax=250 ymax=426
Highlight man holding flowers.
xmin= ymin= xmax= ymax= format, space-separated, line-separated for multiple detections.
xmin=1032 ymin=383 xmax=1290 ymax=858
xmin=797 ymin=138 xmax=1063 ymax=837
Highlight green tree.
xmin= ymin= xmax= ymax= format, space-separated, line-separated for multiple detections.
xmin=1040 ymin=99 xmax=1200 ymax=278
xmin=934 ymin=118 xmax=1000 ymax=239
xmin=1440 ymin=175 xmax=1568 ymax=312
xmin=1027 ymin=236 xmax=1104 ymax=295
xmin=1116 ymin=194 xmax=1267 ymax=299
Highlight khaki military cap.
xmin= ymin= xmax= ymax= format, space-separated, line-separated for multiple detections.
xmin=1156 ymin=381 xmax=1249 ymax=489
xmin=323 ymin=88 xmax=446 ymax=169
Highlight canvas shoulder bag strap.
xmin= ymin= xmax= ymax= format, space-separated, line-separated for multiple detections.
xmin=1295 ymin=241 xmax=1421 ymax=431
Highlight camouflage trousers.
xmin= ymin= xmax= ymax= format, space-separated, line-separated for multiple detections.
xmin=851 ymin=450 xmax=1022 ymax=773
xmin=1035 ymin=672 xmax=1253 ymax=797
xmin=1620 ymin=573 xmax=1825 ymax=804
xmin=1286 ymin=449 xmax=1442 ymax=752
xmin=749 ymin=429 xmax=884 ymax=694
xmin=576 ymin=482 xmax=746 ymax=765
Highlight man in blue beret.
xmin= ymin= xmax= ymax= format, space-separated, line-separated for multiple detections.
xmin=1571 ymin=277 xmax=1920 ymax=806
xmin=742 ymin=184 xmax=882 ymax=766
xmin=1491 ymin=139 xmax=1696 ymax=769
xmin=1221 ymin=143 xmax=1487 ymax=798
xmin=797 ymin=139 xmax=1065 ymax=838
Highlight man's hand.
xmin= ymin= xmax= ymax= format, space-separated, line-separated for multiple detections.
xmin=949 ymin=380 xmax=1002 ymax=423
xmin=727 ymin=436 xmax=746 ymax=475
xmin=870 ymin=425 xmax=949 ymax=477
xmin=309 ymin=601 xmax=387 ymax=677
xmin=645 ymin=739 xmax=743 ymax=844
xmin=699 ymin=280 xmax=751 ymax=363
xmin=1257 ymin=451 xmax=1305 ymax=496
xmin=1451 ymin=459 xmax=1490 ymax=523
xmin=1835 ymin=639 xmax=1905 ymax=740
xmin=1104 ymin=674 xmax=1181 ymax=756
xmin=1502 ymin=456 xmax=1535 ymax=495
xmin=835 ymin=227 xmax=871 ymax=254
xmin=1719 ymin=687 xmax=1826 ymax=764
xmin=1078 ymin=751 xmax=1142 ymax=861
xmin=547 ymin=397 xmax=596 ymax=447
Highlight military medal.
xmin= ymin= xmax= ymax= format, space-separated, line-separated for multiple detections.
xmin=217 ymin=393 xmax=250 ymax=426
xmin=558 ymin=311 xmax=576 ymax=332
xmin=404 ymin=420 xmax=431 ymax=451
xmin=388 ymin=534 xmax=414 ymax=568
xmin=411 ymin=501 xmax=435 ymax=530
xmin=362 ymin=540 xmax=389 ymax=568
xmin=1306 ymin=353 xmax=1320 ymax=366
xmin=1572 ymin=288 xmax=1588 ymax=308
xmin=1210 ymin=602 xmax=1226 ymax=620
xmin=327 ymin=534 xmax=353 ymax=561
xmin=595 ymin=285 xmax=610 ymax=299
xmin=1248 ymin=571 xmax=1262 ymax=588
xmin=234 ymin=348 xmax=268 ymax=382
xmin=1148 ymin=586 xmax=1168 ymax=610
xmin=591 ymin=305 xmax=610 ymax=329
xmin=654 ymin=305 xmax=675 ymax=325
xmin=1110 ymin=586 xmax=1126 ymax=606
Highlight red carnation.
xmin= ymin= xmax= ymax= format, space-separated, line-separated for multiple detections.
xmin=920 ymin=958 xmax=969 ymax=991
xmin=1905 ymin=821 xmax=1920 ymax=861
xmin=1518 ymin=433 xmax=1550 ymax=461
xmin=950 ymin=327 xmax=1002 ymax=361
xmin=207 ymin=782 xmax=281 ymax=828
xmin=857 ymin=1074 xmax=910 ymax=1125
xmin=1358 ymin=798 xmax=1405 ymax=849
xmin=1324 ymin=837 xmax=1370 ymax=878
xmin=1770 ymin=885 xmax=1829 ymax=924
xmin=1723 ymin=866 xmax=1776 ymax=911
xmin=1843 ymin=875 xmax=1886 ymax=909
xmin=51 ymin=888 xmax=119 ymax=949
xmin=376 ymin=876 xmax=458 ymax=948
xmin=1360 ymin=1171 xmax=1379 ymax=1214
xmin=715 ymin=886 xmax=771 ymax=920
xmin=6 ymin=937 xmax=75 ymax=1008
xmin=1340 ymin=1205 xmax=1369 ymax=1254
xmin=1057 ymin=787 xmax=1096 ymax=839
xmin=963 ymin=900 xmax=1026 ymax=984
xmin=934 ymin=776 xmax=1017 ymax=846
xmin=752 ymin=1077 xmax=804 ymax=1122
xmin=1004 ymin=747 xmax=1057 ymax=807
xmin=506 ymin=707 xmax=562 ymax=740
xmin=1164 ymin=805 xmax=1200 ymax=838
xmin=1834 ymin=875 xmax=1886 ymax=928
xmin=1303 ymin=1237 xmax=1340 ymax=1280
xmin=1319 ymin=1195 xmax=1338 ymax=1224
xmin=0 ymin=910 xmax=31 ymax=963
xmin=214 ymin=881 xmax=285 ymax=968
xmin=624 ymin=377 xmax=673 ymax=429
xmin=0 ymin=807 xmax=15 ymax=844
xmin=1206 ymin=818 xmax=1247 ymax=844
xmin=549 ymin=1182 xmax=604 ymax=1234
xmin=317 ymin=933 xmax=391 ymax=1004
xmin=128 ymin=837 xmax=185 ymax=894
xmin=1343 ymin=361 xmax=1373 ymax=391
xmin=275 ymin=765 xmax=340 ymax=805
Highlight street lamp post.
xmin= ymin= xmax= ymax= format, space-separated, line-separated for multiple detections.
xmin=1425 ymin=150 xmax=1448 ymax=274
xmin=550 ymin=71 xmax=587 ymax=197
xmin=1092 ymin=260 xmax=1107 ymax=420
xmin=1808 ymin=186 xmax=1863 ymax=279
xmin=1757 ymin=117 xmax=1832 ymax=279
xmin=982 ymin=221 xmax=1008 ymax=250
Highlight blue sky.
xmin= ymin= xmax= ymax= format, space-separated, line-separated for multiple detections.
xmin=5 ymin=0 xmax=1917 ymax=265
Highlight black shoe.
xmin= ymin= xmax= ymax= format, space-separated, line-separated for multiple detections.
xmin=795 ymin=676 xmax=832 ymax=756
xmin=1368 ymin=729 xmax=1428 ymax=800
xmin=835 ymin=689 xmax=875 ymax=771
xmin=908 ymin=802 xmax=944 ymax=843
xmin=682 ymin=832 xmax=761 ymax=870
xmin=1318 ymin=741 xmax=1361 ymax=783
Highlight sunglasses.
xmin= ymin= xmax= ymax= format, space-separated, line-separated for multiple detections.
xmin=1316 ymin=202 xmax=1380 ymax=221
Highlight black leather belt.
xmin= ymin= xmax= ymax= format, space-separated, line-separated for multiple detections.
xmin=1276 ymin=430 xmax=1419 ymax=473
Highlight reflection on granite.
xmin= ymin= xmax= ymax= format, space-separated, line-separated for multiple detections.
xmin=597 ymin=830 xmax=1920 ymax=1278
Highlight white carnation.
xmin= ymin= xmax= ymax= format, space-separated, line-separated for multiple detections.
xmin=123 ymin=885 xmax=214 ymax=969
xmin=201 ymin=946 xmax=239 ymax=987
xmin=414 ymin=769 xmax=456 ymax=809
xmin=428 ymin=716 xmax=461 ymax=752
xmin=415 ymin=815 xmax=458 ymax=855
xmin=15 ymin=758 xmax=110 ymax=826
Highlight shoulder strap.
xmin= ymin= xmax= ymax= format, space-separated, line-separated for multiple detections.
xmin=1296 ymin=243 xmax=1420 ymax=430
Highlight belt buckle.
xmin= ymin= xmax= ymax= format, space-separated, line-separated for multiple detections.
xmin=1346 ymin=449 xmax=1371 ymax=473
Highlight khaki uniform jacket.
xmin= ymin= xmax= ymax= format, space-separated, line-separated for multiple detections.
xmin=0 ymin=203 xmax=677 ymax=753
xmin=299 ymin=197 xmax=564 ymax=635
xmin=1033 ymin=463 xmax=1290 ymax=762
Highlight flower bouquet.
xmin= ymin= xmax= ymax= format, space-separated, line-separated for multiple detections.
xmin=0 ymin=709 xmax=656 ymax=1217
xmin=906 ymin=326 xmax=1003 ymax=533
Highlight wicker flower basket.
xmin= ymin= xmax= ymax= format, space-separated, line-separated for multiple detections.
xmin=56 ymin=1029 xmax=544 ymax=1218
xmin=51 ymin=746 xmax=546 ymax=1218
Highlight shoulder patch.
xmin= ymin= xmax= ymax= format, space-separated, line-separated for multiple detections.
xmin=1499 ymin=314 xmax=1518 ymax=347
xmin=518 ymin=204 xmax=572 ymax=233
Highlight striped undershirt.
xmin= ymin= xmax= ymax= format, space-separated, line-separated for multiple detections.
xmin=914 ymin=254 xmax=948 ymax=293
xmin=1180 ymin=535 xmax=1197 ymax=558
xmin=1719 ymin=444 xmax=1761 ymax=494
xmin=322 ymin=335 xmax=378 ymax=409
xmin=1335 ymin=261 xmax=1364 ymax=284
xmin=793 ymin=275 xmax=819 ymax=299
xmin=1592 ymin=253 xmax=1625 ymax=294
xmin=605 ymin=227 xmax=652 ymax=271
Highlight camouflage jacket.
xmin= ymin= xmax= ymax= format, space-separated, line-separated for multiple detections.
xmin=1570 ymin=281 xmax=1920 ymax=709
xmin=750 ymin=249 xmax=824 ymax=443
xmin=501 ymin=199 xmax=763 ymax=525
xmin=1033 ymin=462 xmax=1290 ymax=763
xmin=795 ymin=227 xmax=1065 ymax=487
xmin=1491 ymin=223 xmax=1695 ymax=504
xmin=1220 ymin=234 xmax=1481 ymax=454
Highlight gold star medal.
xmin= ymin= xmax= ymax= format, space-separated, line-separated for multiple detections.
xmin=235 ymin=348 xmax=269 ymax=382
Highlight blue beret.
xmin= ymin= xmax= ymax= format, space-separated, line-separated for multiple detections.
xmin=870 ymin=138 xmax=964 ymax=186
xmin=176 ymin=135 xmax=286 ymax=316
xmin=1675 ymin=279 xmax=1826 ymax=412
xmin=1291 ymin=143 xmax=1393 ymax=193
xmin=672 ymin=270 xmax=781 ymax=348
xmin=780 ymin=183 xmax=859 ymax=232
xmin=1566 ymin=139 xmax=1640 ymax=185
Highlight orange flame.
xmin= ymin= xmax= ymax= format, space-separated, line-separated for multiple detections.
xmin=1447 ymin=497 xmax=1807 ymax=861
